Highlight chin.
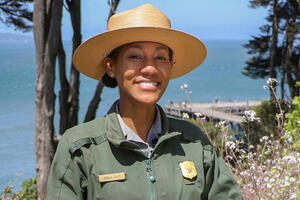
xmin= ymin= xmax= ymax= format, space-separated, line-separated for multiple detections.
xmin=133 ymin=94 xmax=162 ymax=105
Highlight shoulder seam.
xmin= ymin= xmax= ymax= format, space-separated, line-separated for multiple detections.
xmin=69 ymin=134 xmax=108 ymax=155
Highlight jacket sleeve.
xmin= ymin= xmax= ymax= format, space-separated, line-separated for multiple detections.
xmin=46 ymin=135 xmax=87 ymax=200
xmin=202 ymin=145 xmax=243 ymax=200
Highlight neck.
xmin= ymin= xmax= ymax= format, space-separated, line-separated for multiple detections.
xmin=118 ymin=99 xmax=156 ymax=142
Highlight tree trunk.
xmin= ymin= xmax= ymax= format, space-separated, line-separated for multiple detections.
xmin=33 ymin=0 xmax=63 ymax=199
xmin=84 ymin=0 xmax=120 ymax=122
xmin=108 ymin=0 xmax=120 ymax=21
xmin=295 ymin=55 xmax=300 ymax=96
xmin=270 ymin=0 xmax=278 ymax=79
xmin=284 ymin=0 xmax=297 ymax=99
xmin=67 ymin=0 xmax=82 ymax=130
xmin=269 ymin=0 xmax=279 ymax=97
xmin=58 ymin=34 xmax=69 ymax=135
xmin=57 ymin=0 xmax=82 ymax=135
xmin=280 ymin=38 xmax=286 ymax=100
xmin=84 ymin=82 xmax=104 ymax=122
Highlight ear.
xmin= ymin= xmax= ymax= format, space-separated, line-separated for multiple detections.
xmin=104 ymin=57 xmax=116 ymax=78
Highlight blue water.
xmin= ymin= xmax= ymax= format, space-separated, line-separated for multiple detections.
xmin=0 ymin=39 xmax=269 ymax=192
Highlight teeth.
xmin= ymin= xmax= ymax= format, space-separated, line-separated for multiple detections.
xmin=140 ymin=82 xmax=158 ymax=86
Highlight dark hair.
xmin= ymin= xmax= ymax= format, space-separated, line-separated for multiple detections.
xmin=101 ymin=44 xmax=173 ymax=88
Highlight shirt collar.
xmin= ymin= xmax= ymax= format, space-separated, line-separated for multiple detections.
xmin=115 ymin=101 xmax=162 ymax=147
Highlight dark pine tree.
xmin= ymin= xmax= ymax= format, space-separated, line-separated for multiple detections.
xmin=244 ymin=0 xmax=300 ymax=99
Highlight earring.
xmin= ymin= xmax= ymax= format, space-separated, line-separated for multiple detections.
xmin=110 ymin=74 xmax=115 ymax=78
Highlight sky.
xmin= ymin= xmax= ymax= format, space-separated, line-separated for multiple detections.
xmin=0 ymin=0 xmax=268 ymax=41
xmin=65 ymin=0 xmax=268 ymax=40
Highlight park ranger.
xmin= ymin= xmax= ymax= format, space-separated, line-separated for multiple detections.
xmin=46 ymin=4 xmax=243 ymax=200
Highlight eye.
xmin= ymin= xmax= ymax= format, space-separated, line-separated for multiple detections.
xmin=156 ymin=56 xmax=167 ymax=61
xmin=129 ymin=54 xmax=142 ymax=60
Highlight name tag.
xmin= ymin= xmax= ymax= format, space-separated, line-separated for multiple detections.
xmin=98 ymin=172 xmax=126 ymax=183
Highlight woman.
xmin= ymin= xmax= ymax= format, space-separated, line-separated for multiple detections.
xmin=47 ymin=4 xmax=243 ymax=200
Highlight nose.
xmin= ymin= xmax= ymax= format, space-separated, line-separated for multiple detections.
xmin=140 ymin=59 xmax=158 ymax=76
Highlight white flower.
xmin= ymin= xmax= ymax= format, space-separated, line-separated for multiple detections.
xmin=266 ymin=78 xmax=277 ymax=85
xmin=287 ymin=135 xmax=293 ymax=143
xmin=282 ymin=155 xmax=297 ymax=165
xmin=216 ymin=121 xmax=227 ymax=129
xmin=226 ymin=155 xmax=233 ymax=160
xmin=200 ymin=116 xmax=206 ymax=122
xmin=225 ymin=141 xmax=236 ymax=150
xmin=194 ymin=112 xmax=203 ymax=117
xmin=180 ymin=83 xmax=188 ymax=90
xmin=243 ymin=110 xmax=260 ymax=122
xmin=240 ymin=149 xmax=246 ymax=154
xmin=182 ymin=112 xmax=189 ymax=119
xmin=261 ymin=136 xmax=269 ymax=141
xmin=290 ymin=177 xmax=296 ymax=182
xmin=195 ymin=112 xmax=207 ymax=122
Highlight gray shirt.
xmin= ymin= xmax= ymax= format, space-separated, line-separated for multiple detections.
xmin=116 ymin=102 xmax=162 ymax=158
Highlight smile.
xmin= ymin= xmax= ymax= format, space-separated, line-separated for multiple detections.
xmin=140 ymin=82 xmax=159 ymax=86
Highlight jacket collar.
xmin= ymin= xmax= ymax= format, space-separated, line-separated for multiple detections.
xmin=104 ymin=101 xmax=182 ymax=150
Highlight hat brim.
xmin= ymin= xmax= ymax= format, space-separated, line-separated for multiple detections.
xmin=73 ymin=27 xmax=207 ymax=80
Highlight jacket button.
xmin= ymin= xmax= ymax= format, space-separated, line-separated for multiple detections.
xmin=150 ymin=176 xmax=156 ymax=182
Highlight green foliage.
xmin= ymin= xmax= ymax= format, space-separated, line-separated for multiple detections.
xmin=253 ymin=100 xmax=278 ymax=133
xmin=235 ymin=100 xmax=282 ymax=146
xmin=284 ymin=96 xmax=300 ymax=149
xmin=1 ymin=177 xmax=37 ymax=200
xmin=249 ymin=0 xmax=270 ymax=8
xmin=191 ymin=119 xmax=223 ymax=146
xmin=248 ymin=100 xmax=290 ymax=141
xmin=0 ymin=0 xmax=33 ymax=32
xmin=189 ymin=119 xmax=238 ymax=155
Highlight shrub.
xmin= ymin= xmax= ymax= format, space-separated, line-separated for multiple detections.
xmin=1 ymin=177 xmax=37 ymax=200
xmin=284 ymin=96 xmax=300 ymax=150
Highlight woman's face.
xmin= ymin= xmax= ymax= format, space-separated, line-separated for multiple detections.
xmin=106 ymin=42 xmax=173 ymax=106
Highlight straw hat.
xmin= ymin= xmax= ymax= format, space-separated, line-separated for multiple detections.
xmin=73 ymin=4 xmax=207 ymax=82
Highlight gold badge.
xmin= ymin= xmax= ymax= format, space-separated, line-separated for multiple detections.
xmin=98 ymin=172 xmax=126 ymax=183
xmin=179 ymin=161 xmax=197 ymax=180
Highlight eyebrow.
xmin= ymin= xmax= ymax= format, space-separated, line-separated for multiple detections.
xmin=130 ymin=45 xmax=143 ymax=50
xmin=155 ymin=46 xmax=169 ymax=51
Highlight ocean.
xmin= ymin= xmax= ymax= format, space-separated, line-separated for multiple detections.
xmin=0 ymin=39 xmax=269 ymax=192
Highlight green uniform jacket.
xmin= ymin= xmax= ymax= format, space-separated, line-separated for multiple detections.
xmin=46 ymin=103 xmax=243 ymax=200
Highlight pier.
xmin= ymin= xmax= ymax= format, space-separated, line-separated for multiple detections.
xmin=164 ymin=100 xmax=263 ymax=123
